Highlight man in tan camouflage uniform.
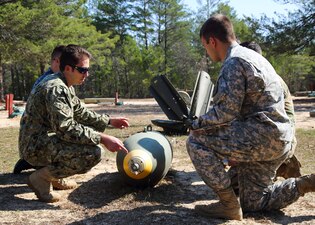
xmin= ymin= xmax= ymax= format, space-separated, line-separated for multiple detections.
xmin=239 ymin=41 xmax=300 ymax=179
xmin=186 ymin=14 xmax=315 ymax=220
xmin=225 ymin=41 xmax=302 ymax=198
xmin=239 ymin=41 xmax=296 ymax=126
xmin=19 ymin=44 xmax=129 ymax=203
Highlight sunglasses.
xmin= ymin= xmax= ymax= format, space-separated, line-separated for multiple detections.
xmin=71 ymin=65 xmax=89 ymax=74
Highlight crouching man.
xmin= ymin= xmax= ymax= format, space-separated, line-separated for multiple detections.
xmin=19 ymin=44 xmax=129 ymax=202
xmin=186 ymin=14 xmax=315 ymax=220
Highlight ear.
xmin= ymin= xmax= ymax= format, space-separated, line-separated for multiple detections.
xmin=65 ymin=65 xmax=73 ymax=72
xmin=209 ymin=37 xmax=216 ymax=47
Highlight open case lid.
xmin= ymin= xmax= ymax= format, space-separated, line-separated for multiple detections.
xmin=149 ymin=71 xmax=214 ymax=134
xmin=189 ymin=71 xmax=214 ymax=118
xmin=149 ymin=75 xmax=189 ymax=121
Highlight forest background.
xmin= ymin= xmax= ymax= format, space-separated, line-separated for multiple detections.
xmin=0 ymin=0 xmax=314 ymax=101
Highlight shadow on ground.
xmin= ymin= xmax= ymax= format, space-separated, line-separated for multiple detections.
xmin=67 ymin=169 xmax=213 ymax=208
xmin=0 ymin=172 xmax=59 ymax=211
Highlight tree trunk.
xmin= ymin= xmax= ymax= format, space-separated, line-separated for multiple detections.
xmin=0 ymin=59 xmax=5 ymax=102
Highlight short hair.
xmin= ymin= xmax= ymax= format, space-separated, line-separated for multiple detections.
xmin=240 ymin=41 xmax=262 ymax=55
xmin=59 ymin=45 xmax=92 ymax=72
xmin=199 ymin=14 xmax=236 ymax=43
xmin=51 ymin=45 xmax=66 ymax=60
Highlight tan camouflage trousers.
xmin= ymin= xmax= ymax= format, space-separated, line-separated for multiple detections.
xmin=20 ymin=133 xmax=103 ymax=178
xmin=186 ymin=120 xmax=300 ymax=212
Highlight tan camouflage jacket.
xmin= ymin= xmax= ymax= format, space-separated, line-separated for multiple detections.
xmin=192 ymin=44 xmax=293 ymax=142
xmin=280 ymin=78 xmax=295 ymax=125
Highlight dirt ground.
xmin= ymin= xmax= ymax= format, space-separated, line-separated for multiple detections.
xmin=0 ymin=97 xmax=315 ymax=225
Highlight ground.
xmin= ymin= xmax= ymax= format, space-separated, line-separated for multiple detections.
xmin=0 ymin=97 xmax=314 ymax=225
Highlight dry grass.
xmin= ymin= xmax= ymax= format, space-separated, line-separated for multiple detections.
xmin=0 ymin=103 xmax=314 ymax=225
xmin=295 ymin=129 xmax=315 ymax=175
xmin=0 ymin=127 xmax=20 ymax=173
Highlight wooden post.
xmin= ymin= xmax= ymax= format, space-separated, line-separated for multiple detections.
xmin=5 ymin=93 xmax=14 ymax=117
xmin=115 ymin=91 xmax=119 ymax=105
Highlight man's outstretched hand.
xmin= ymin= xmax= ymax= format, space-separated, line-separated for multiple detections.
xmin=109 ymin=117 xmax=129 ymax=129
xmin=100 ymin=133 xmax=128 ymax=154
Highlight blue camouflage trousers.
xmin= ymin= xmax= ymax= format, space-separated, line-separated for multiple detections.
xmin=20 ymin=133 xmax=103 ymax=178
xmin=186 ymin=119 xmax=301 ymax=212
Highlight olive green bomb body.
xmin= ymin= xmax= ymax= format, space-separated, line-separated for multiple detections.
xmin=116 ymin=130 xmax=173 ymax=187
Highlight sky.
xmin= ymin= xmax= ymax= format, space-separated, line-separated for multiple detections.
xmin=182 ymin=0 xmax=298 ymax=19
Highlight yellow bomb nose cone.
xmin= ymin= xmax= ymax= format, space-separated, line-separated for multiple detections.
xmin=123 ymin=149 xmax=153 ymax=180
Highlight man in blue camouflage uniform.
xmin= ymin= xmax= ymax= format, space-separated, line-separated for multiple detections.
xmin=186 ymin=14 xmax=315 ymax=220
xmin=14 ymin=45 xmax=66 ymax=174
xmin=32 ymin=45 xmax=66 ymax=90
xmin=19 ymin=44 xmax=129 ymax=203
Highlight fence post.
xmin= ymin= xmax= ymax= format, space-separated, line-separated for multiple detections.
xmin=115 ymin=91 xmax=119 ymax=105
xmin=5 ymin=93 xmax=14 ymax=118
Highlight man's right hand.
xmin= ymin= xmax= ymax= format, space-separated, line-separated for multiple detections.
xmin=100 ymin=133 xmax=128 ymax=154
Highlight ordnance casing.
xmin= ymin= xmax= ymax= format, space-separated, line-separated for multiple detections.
xmin=116 ymin=129 xmax=173 ymax=187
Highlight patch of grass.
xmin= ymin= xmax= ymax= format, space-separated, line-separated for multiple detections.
xmin=1 ymin=126 xmax=314 ymax=176
xmin=0 ymin=117 xmax=165 ymax=173
xmin=295 ymin=129 xmax=315 ymax=175
xmin=0 ymin=127 xmax=20 ymax=173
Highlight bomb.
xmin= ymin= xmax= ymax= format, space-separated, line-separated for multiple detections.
xmin=116 ymin=126 xmax=173 ymax=187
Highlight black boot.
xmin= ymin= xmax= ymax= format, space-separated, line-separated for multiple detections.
xmin=13 ymin=159 xmax=36 ymax=174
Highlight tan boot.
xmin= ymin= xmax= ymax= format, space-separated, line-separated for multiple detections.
xmin=296 ymin=174 xmax=315 ymax=196
xmin=27 ymin=167 xmax=61 ymax=203
xmin=52 ymin=178 xmax=77 ymax=190
xmin=195 ymin=187 xmax=243 ymax=220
